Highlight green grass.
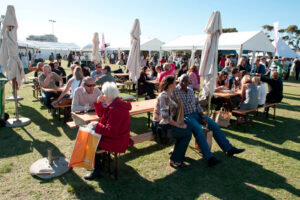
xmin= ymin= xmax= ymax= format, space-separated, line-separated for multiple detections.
xmin=0 ymin=60 xmax=299 ymax=199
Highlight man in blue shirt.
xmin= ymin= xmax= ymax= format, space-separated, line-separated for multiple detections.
xmin=251 ymin=57 xmax=266 ymax=76
xmin=91 ymin=63 xmax=102 ymax=80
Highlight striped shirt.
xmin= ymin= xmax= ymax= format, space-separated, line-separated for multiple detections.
xmin=173 ymin=85 xmax=203 ymax=115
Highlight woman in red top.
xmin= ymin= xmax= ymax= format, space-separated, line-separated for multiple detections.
xmin=85 ymin=82 xmax=132 ymax=180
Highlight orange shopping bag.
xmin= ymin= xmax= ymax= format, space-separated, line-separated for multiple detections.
xmin=69 ymin=126 xmax=101 ymax=170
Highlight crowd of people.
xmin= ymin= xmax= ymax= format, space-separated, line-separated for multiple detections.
xmin=25 ymin=50 xmax=300 ymax=181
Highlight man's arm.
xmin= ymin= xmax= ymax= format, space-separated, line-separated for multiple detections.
xmin=71 ymin=89 xmax=85 ymax=112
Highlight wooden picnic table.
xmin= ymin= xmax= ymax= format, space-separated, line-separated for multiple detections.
xmin=71 ymin=99 xmax=156 ymax=125
xmin=213 ymin=89 xmax=241 ymax=99
xmin=42 ymin=87 xmax=65 ymax=93
xmin=114 ymin=73 xmax=129 ymax=77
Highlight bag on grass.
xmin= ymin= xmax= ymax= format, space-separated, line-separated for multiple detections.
xmin=215 ymin=107 xmax=231 ymax=128
xmin=152 ymin=122 xmax=175 ymax=145
xmin=69 ymin=126 xmax=101 ymax=170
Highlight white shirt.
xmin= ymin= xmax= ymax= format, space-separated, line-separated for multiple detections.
xmin=75 ymin=56 xmax=79 ymax=61
xmin=257 ymin=84 xmax=267 ymax=106
xmin=80 ymin=55 xmax=85 ymax=61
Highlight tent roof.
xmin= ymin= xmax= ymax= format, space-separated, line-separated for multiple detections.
xmin=272 ymin=38 xmax=298 ymax=58
xmin=162 ymin=31 xmax=275 ymax=52
xmin=18 ymin=40 xmax=80 ymax=51
xmin=108 ymin=38 xmax=165 ymax=51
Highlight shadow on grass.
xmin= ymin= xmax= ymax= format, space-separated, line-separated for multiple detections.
xmin=69 ymin=154 xmax=299 ymax=200
xmin=0 ymin=128 xmax=32 ymax=159
xmin=18 ymin=104 xmax=62 ymax=137
xmin=230 ymin=114 xmax=300 ymax=145
xmin=130 ymin=116 xmax=152 ymax=134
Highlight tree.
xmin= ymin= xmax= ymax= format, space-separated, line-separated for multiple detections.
xmin=282 ymin=25 xmax=300 ymax=51
xmin=222 ymin=28 xmax=238 ymax=33
xmin=262 ymin=24 xmax=300 ymax=51
xmin=262 ymin=24 xmax=274 ymax=41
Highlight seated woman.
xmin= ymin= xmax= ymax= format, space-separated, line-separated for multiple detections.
xmin=177 ymin=63 xmax=188 ymax=79
xmin=28 ymin=60 xmax=43 ymax=77
xmin=137 ymin=66 xmax=148 ymax=95
xmin=240 ymin=75 xmax=258 ymax=110
xmin=188 ymin=65 xmax=200 ymax=91
xmin=154 ymin=65 xmax=162 ymax=80
xmin=51 ymin=66 xmax=84 ymax=106
xmin=216 ymin=71 xmax=229 ymax=90
xmin=252 ymin=76 xmax=267 ymax=107
xmin=153 ymin=76 xmax=192 ymax=167
xmin=85 ymin=82 xmax=132 ymax=180
xmin=158 ymin=63 xmax=175 ymax=83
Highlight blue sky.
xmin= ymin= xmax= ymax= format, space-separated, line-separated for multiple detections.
xmin=1 ymin=0 xmax=299 ymax=47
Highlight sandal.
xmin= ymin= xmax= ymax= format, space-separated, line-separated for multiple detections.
xmin=169 ymin=160 xmax=186 ymax=168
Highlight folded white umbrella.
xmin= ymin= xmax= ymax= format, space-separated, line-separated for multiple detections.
xmin=0 ymin=5 xmax=25 ymax=88
xmin=199 ymin=11 xmax=222 ymax=97
xmin=92 ymin=32 xmax=101 ymax=64
xmin=126 ymin=19 xmax=141 ymax=83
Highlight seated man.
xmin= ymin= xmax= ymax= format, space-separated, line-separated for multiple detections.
xmin=91 ymin=63 xmax=103 ymax=80
xmin=173 ymin=74 xmax=245 ymax=167
xmin=38 ymin=64 xmax=63 ymax=114
xmin=260 ymin=71 xmax=283 ymax=116
xmin=251 ymin=57 xmax=266 ymax=76
xmin=95 ymin=66 xmax=115 ymax=86
xmin=72 ymin=77 xmax=102 ymax=125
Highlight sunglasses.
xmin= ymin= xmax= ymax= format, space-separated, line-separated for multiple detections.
xmin=85 ymin=84 xmax=96 ymax=87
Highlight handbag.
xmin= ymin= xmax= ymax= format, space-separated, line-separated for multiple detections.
xmin=69 ymin=126 xmax=101 ymax=170
xmin=214 ymin=107 xmax=231 ymax=128
xmin=152 ymin=121 xmax=175 ymax=145
xmin=175 ymin=100 xmax=184 ymax=124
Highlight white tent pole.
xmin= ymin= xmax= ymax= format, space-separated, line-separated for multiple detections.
xmin=238 ymin=45 xmax=243 ymax=61
xmin=251 ymin=51 xmax=256 ymax=66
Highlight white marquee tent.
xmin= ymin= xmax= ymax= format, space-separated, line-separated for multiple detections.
xmin=273 ymin=38 xmax=298 ymax=58
xmin=162 ymin=31 xmax=275 ymax=55
xmin=108 ymin=38 xmax=164 ymax=51
xmin=17 ymin=40 xmax=80 ymax=60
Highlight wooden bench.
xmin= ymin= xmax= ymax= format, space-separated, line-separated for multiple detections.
xmin=66 ymin=121 xmax=78 ymax=129
xmin=96 ymin=131 xmax=155 ymax=180
xmin=53 ymin=104 xmax=72 ymax=122
xmin=121 ymin=95 xmax=136 ymax=102
xmin=232 ymin=102 xmax=279 ymax=131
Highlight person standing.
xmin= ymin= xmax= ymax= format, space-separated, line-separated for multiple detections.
xmin=293 ymin=58 xmax=300 ymax=80
xmin=68 ymin=51 xmax=73 ymax=67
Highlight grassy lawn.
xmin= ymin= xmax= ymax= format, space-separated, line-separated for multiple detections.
xmin=0 ymin=60 xmax=299 ymax=200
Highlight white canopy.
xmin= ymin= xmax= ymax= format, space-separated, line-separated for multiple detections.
xmin=273 ymin=38 xmax=298 ymax=58
xmin=109 ymin=38 xmax=164 ymax=51
xmin=17 ymin=40 xmax=80 ymax=51
xmin=162 ymin=31 xmax=275 ymax=53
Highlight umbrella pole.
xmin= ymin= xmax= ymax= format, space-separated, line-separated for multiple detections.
xmin=208 ymin=94 xmax=212 ymax=116
xmin=12 ymin=79 xmax=20 ymax=121
xmin=5 ymin=78 xmax=31 ymax=127
xmin=136 ymin=82 xmax=138 ymax=102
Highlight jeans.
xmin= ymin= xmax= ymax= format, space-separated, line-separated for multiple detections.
xmin=184 ymin=112 xmax=233 ymax=160
xmin=42 ymin=91 xmax=59 ymax=109
xmin=157 ymin=123 xmax=192 ymax=163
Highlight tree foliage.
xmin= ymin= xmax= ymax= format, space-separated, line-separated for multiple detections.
xmin=262 ymin=24 xmax=300 ymax=50
xmin=222 ymin=28 xmax=238 ymax=33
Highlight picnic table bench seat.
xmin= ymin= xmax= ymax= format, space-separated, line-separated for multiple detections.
xmin=95 ymin=131 xmax=155 ymax=180
xmin=232 ymin=102 xmax=279 ymax=131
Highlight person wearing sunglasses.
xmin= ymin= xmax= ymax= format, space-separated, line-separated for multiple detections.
xmin=91 ymin=64 xmax=103 ymax=80
xmin=72 ymin=77 xmax=102 ymax=125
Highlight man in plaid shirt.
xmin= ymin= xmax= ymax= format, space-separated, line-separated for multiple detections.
xmin=173 ymin=74 xmax=245 ymax=167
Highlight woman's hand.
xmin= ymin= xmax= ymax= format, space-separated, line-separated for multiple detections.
xmin=96 ymin=95 xmax=105 ymax=103
xmin=51 ymin=100 xmax=58 ymax=106
xmin=88 ymin=121 xmax=98 ymax=129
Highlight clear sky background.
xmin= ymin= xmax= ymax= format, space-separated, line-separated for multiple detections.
xmin=1 ymin=0 xmax=299 ymax=47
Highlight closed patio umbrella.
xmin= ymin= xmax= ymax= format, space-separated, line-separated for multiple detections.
xmin=126 ymin=19 xmax=141 ymax=100
xmin=199 ymin=11 xmax=222 ymax=114
xmin=92 ymin=32 xmax=101 ymax=65
xmin=0 ymin=5 xmax=30 ymax=127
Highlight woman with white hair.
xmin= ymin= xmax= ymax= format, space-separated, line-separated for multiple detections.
xmin=85 ymin=82 xmax=132 ymax=180
xmin=240 ymin=75 xmax=258 ymax=110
